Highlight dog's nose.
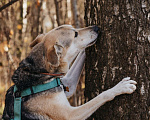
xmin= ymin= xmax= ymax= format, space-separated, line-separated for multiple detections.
xmin=93 ymin=26 xmax=100 ymax=33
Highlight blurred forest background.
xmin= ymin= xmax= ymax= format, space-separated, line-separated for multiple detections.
xmin=0 ymin=0 xmax=85 ymax=117
xmin=0 ymin=0 xmax=150 ymax=120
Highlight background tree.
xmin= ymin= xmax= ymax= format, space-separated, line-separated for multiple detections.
xmin=71 ymin=0 xmax=79 ymax=28
xmin=84 ymin=0 xmax=150 ymax=120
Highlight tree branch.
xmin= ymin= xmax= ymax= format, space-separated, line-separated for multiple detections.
xmin=0 ymin=0 xmax=20 ymax=12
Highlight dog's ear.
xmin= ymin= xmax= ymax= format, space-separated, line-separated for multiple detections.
xmin=47 ymin=43 xmax=63 ymax=67
xmin=30 ymin=34 xmax=45 ymax=48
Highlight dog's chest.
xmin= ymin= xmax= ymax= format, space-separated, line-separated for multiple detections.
xmin=24 ymin=91 xmax=70 ymax=119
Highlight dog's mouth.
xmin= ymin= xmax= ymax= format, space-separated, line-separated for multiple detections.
xmin=87 ymin=39 xmax=97 ymax=47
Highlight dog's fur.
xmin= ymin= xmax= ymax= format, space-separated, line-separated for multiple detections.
xmin=2 ymin=25 xmax=137 ymax=120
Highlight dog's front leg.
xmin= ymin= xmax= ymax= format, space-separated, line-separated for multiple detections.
xmin=66 ymin=77 xmax=137 ymax=120
xmin=61 ymin=50 xmax=85 ymax=97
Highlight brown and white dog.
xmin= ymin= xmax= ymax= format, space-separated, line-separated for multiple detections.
xmin=2 ymin=25 xmax=137 ymax=120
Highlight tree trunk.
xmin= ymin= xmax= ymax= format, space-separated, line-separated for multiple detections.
xmin=71 ymin=0 xmax=79 ymax=28
xmin=30 ymin=0 xmax=42 ymax=40
xmin=54 ymin=0 xmax=61 ymax=26
xmin=84 ymin=0 xmax=150 ymax=120
xmin=18 ymin=0 xmax=23 ymax=41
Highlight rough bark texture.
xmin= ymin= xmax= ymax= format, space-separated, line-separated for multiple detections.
xmin=84 ymin=0 xmax=150 ymax=120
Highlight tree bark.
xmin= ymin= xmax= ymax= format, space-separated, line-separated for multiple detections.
xmin=18 ymin=0 xmax=23 ymax=41
xmin=30 ymin=0 xmax=42 ymax=40
xmin=71 ymin=0 xmax=79 ymax=28
xmin=54 ymin=0 xmax=61 ymax=26
xmin=84 ymin=0 xmax=150 ymax=120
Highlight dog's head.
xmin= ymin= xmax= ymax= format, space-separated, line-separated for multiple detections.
xmin=30 ymin=25 xmax=99 ymax=74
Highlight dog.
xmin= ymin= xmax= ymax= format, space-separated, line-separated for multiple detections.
xmin=2 ymin=25 xmax=137 ymax=120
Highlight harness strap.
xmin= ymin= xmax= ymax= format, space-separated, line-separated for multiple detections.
xmin=21 ymin=78 xmax=61 ymax=97
xmin=14 ymin=86 xmax=21 ymax=120
xmin=13 ymin=78 xmax=61 ymax=120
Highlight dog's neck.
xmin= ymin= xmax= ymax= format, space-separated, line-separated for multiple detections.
xmin=12 ymin=43 xmax=56 ymax=91
xmin=12 ymin=58 xmax=53 ymax=91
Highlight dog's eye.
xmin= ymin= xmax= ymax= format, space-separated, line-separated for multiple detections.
xmin=74 ymin=31 xmax=78 ymax=38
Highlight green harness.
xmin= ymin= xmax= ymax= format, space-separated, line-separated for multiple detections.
xmin=13 ymin=78 xmax=61 ymax=120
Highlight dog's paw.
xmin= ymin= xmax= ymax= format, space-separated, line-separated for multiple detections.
xmin=113 ymin=77 xmax=137 ymax=95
